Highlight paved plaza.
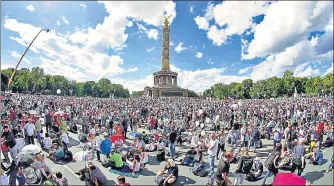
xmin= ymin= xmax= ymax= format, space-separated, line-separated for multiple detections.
xmin=37 ymin=126 xmax=334 ymax=186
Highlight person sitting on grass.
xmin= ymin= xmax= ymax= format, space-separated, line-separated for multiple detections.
xmin=116 ymin=176 xmax=131 ymax=186
xmin=156 ymin=159 xmax=178 ymax=186
xmin=109 ymin=150 xmax=124 ymax=170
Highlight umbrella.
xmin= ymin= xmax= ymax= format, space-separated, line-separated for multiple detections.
xmin=14 ymin=151 xmax=36 ymax=167
xmin=28 ymin=110 xmax=37 ymax=115
xmin=73 ymin=150 xmax=94 ymax=162
xmin=21 ymin=144 xmax=42 ymax=154
xmin=109 ymin=134 xmax=125 ymax=143
xmin=273 ymin=172 xmax=306 ymax=186
xmin=129 ymin=131 xmax=142 ymax=138
xmin=54 ymin=111 xmax=65 ymax=117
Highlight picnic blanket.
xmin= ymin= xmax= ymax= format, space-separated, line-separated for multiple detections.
xmin=109 ymin=166 xmax=139 ymax=178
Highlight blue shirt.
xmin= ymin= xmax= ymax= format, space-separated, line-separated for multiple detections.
xmin=315 ymin=150 xmax=323 ymax=165
xmin=273 ymin=132 xmax=281 ymax=141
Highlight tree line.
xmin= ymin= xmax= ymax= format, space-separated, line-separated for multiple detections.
xmin=1 ymin=67 xmax=131 ymax=98
xmin=203 ymin=70 xmax=334 ymax=99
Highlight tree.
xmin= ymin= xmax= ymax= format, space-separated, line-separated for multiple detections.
xmin=188 ymin=90 xmax=198 ymax=97
xmin=242 ymin=79 xmax=253 ymax=99
xmin=282 ymin=70 xmax=295 ymax=96
xmin=131 ymin=91 xmax=143 ymax=97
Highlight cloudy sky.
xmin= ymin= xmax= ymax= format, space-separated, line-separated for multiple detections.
xmin=1 ymin=1 xmax=333 ymax=92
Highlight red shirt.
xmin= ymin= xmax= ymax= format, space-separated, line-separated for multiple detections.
xmin=317 ymin=122 xmax=324 ymax=135
xmin=10 ymin=110 xmax=15 ymax=121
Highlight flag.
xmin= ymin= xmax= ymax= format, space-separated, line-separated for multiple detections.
xmin=226 ymin=96 xmax=234 ymax=101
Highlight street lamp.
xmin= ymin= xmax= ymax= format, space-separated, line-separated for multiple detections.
xmin=8 ymin=28 xmax=50 ymax=87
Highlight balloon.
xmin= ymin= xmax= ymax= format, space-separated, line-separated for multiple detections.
xmin=57 ymin=89 xmax=61 ymax=94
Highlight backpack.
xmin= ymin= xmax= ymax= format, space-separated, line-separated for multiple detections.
xmin=241 ymin=156 xmax=253 ymax=174
xmin=192 ymin=162 xmax=205 ymax=175
xmin=256 ymin=140 xmax=262 ymax=148
xmin=289 ymin=130 xmax=297 ymax=141
xmin=264 ymin=152 xmax=279 ymax=168
xmin=78 ymin=133 xmax=88 ymax=142
xmin=198 ymin=168 xmax=209 ymax=177
xmin=155 ymin=175 xmax=166 ymax=186
xmin=63 ymin=150 xmax=73 ymax=161
xmin=253 ymin=129 xmax=260 ymax=140
xmin=245 ymin=173 xmax=256 ymax=181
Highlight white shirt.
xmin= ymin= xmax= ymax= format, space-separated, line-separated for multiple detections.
xmin=89 ymin=128 xmax=96 ymax=135
xmin=191 ymin=135 xmax=199 ymax=146
xmin=0 ymin=175 xmax=9 ymax=186
xmin=15 ymin=138 xmax=25 ymax=151
xmin=61 ymin=133 xmax=69 ymax=144
xmin=207 ymin=139 xmax=219 ymax=156
xmin=24 ymin=123 xmax=36 ymax=136
xmin=92 ymin=136 xmax=101 ymax=149
xmin=157 ymin=142 xmax=165 ymax=151
xmin=43 ymin=137 xmax=52 ymax=149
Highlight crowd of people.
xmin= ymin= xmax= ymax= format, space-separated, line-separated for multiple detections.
xmin=0 ymin=93 xmax=333 ymax=186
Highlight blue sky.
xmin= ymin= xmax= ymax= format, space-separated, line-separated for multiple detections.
xmin=1 ymin=1 xmax=333 ymax=92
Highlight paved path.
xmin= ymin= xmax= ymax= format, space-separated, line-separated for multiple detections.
xmin=4 ymin=125 xmax=333 ymax=185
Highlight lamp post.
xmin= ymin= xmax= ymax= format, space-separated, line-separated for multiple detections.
xmin=8 ymin=28 xmax=50 ymax=87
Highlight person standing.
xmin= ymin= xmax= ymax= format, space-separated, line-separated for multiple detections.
xmin=45 ymin=111 xmax=53 ymax=133
xmin=169 ymin=130 xmax=177 ymax=159
xmin=273 ymin=129 xmax=281 ymax=148
xmin=24 ymin=119 xmax=36 ymax=145
xmin=207 ymin=133 xmax=219 ymax=178
xmin=10 ymin=106 xmax=16 ymax=128
xmin=262 ymin=145 xmax=281 ymax=186
xmin=122 ymin=116 xmax=128 ymax=139
xmin=291 ymin=138 xmax=306 ymax=176
xmin=214 ymin=152 xmax=233 ymax=186
xmin=1 ymin=125 xmax=16 ymax=163
xmin=251 ymin=125 xmax=260 ymax=153
xmin=216 ymin=130 xmax=226 ymax=160
xmin=232 ymin=148 xmax=253 ymax=186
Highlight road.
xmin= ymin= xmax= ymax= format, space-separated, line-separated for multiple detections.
xmin=3 ymin=125 xmax=334 ymax=185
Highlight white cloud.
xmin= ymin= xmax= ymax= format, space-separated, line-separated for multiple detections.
xmin=146 ymin=47 xmax=155 ymax=53
xmin=4 ymin=19 xmax=126 ymax=81
xmin=190 ymin=5 xmax=194 ymax=13
xmin=250 ymin=37 xmax=333 ymax=81
xmin=147 ymin=29 xmax=159 ymax=40
xmin=195 ymin=52 xmax=203 ymax=58
xmin=207 ymin=59 xmax=214 ymax=65
xmin=10 ymin=51 xmax=31 ymax=64
xmin=294 ymin=63 xmax=320 ymax=77
xmin=57 ymin=21 xmax=60 ymax=26
xmin=174 ymin=42 xmax=186 ymax=53
xmin=238 ymin=66 xmax=252 ymax=75
xmin=207 ymin=25 xmax=228 ymax=46
xmin=203 ymin=44 xmax=205 ymax=48
xmin=62 ymin=16 xmax=69 ymax=24
xmin=26 ymin=5 xmax=35 ymax=12
xmin=170 ymin=41 xmax=174 ymax=46
xmin=326 ymin=63 xmax=333 ymax=75
xmin=194 ymin=16 xmax=209 ymax=30
xmin=127 ymin=21 xmax=133 ymax=27
xmin=127 ymin=67 xmax=138 ymax=72
xmin=243 ymin=1 xmax=333 ymax=59
xmin=80 ymin=3 xmax=87 ymax=9
xmin=195 ymin=1 xmax=270 ymax=46
xmin=137 ymin=24 xmax=159 ymax=40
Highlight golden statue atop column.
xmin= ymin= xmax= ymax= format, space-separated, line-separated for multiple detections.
xmin=161 ymin=15 xmax=172 ymax=71
xmin=143 ymin=13 xmax=188 ymax=98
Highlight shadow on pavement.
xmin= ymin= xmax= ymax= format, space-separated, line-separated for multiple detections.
xmin=303 ymin=170 xmax=326 ymax=183
xmin=176 ymin=175 xmax=196 ymax=185
xmin=106 ymin=179 xmax=116 ymax=185
xmin=140 ymin=168 xmax=157 ymax=177
xmin=68 ymin=136 xmax=80 ymax=147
